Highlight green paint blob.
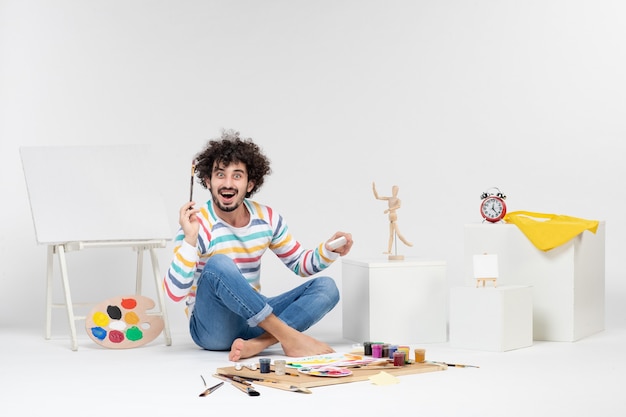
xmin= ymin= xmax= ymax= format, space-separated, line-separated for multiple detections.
xmin=126 ymin=326 xmax=143 ymax=341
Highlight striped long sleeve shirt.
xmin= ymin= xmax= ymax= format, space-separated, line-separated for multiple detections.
xmin=163 ymin=199 xmax=340 ymax=317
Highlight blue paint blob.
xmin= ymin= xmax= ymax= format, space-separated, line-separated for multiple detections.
xmin=90 ymin=326 xmax=107 ymax=340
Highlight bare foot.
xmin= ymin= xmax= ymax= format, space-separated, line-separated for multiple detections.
xmin=280 ymin=332 xmax=335 ymax=358
xmin=231 ymin=314 xmax=335 ymax=360
xmin=228 ymin=334 xmax=276 ymax=361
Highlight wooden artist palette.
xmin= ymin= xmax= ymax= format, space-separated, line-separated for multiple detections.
xmin=85 ymin=295 xmax=164 ymax=349
xmin=216 ymin=360 xmax=446 ymax=389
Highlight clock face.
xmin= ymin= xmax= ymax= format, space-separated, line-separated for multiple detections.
xmin=480 ymin=196 xmax=506 ymax=222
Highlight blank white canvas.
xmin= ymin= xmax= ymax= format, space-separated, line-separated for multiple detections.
xmin=20 ymin=145 xmax=173 ymax=244
xmin=473 ymin=254 xmax=499 ymax=279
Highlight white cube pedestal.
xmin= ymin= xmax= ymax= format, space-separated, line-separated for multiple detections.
xmin=464 ymin=222 xmax=605 ymax=342
xmin=450 ymin=286 xmax=533 ymax=351
xmin=341 ymin=258 xmax=447 ymax=344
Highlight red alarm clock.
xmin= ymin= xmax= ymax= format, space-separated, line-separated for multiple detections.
xmin=480 ymin=187 xmax=507 ymax=223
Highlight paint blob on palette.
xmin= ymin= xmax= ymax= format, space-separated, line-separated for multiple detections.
xmin=287 ymin=353 xmax=378 ymax=369
xmin=298 ymin=366 xmax=352 ymax=377
xmin=85 ymin=295 xmax=164 ymax=349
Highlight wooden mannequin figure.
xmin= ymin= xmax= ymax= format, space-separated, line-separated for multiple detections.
xmin=372 ymin=182 xmax=413 ymax=260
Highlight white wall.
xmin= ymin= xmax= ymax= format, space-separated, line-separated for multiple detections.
xmin=2 ymin=0 xmax=625 ymax=339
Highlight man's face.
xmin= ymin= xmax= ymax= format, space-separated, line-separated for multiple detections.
xmin=206 ymin=161 xmax=253 ymax=213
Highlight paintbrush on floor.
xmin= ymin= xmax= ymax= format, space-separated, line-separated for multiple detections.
xmin=213 ymin=374 xmax=260 ymax=396
xmin=253 ymin=380 xmax=312 ymax=394
xmin=218 ymin=373 xmax=312 ymax=394
xmin=198 ymin=375 xmax=224 ymax=397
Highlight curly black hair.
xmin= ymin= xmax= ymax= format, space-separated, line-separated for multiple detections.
xmin=194 ymin=129 xmax=272 ymax=198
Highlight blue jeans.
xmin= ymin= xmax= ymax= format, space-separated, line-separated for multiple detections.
xmin=189 ymin=254 xmax=340 ymax=351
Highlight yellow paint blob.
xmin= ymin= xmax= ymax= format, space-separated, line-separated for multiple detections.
xmin=92 ymin=311 xmax=110 ymax=327
xmin=125 ymin=311 xmax=140 ymax=325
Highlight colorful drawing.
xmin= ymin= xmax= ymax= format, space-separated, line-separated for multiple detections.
xmin=298 ymin=366 xmax=353 ymax=377
xmin=287 ymin=353 xmax=379 ymax=369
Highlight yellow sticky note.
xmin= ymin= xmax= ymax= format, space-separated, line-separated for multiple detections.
xmin=368 ymin=371 xmax=400 ymax=385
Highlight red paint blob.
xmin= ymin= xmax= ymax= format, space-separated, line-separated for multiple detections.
xmin=121 ymin=298 xmax=137 ymax=310
xmin=108 ymin=330 xmax=125 ymax=343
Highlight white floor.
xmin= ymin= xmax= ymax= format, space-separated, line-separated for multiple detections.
xmin=2 ymin=323 xmax=625 ymax=417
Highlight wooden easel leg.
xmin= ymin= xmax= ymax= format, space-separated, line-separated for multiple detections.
xmin=45 ymin=245 xmax=54 ymax=340
xmin=150 ymin=248 xmax=172 ymax=346
xmin=135 ymin=248 xmax=144 ymax=294
xmin=57 ymin=245 xmax=78 ymax=351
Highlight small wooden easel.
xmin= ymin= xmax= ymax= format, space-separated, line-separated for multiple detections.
xmin=473 ymin=253 xmax=498 ymax=288
xmin=476 ymin=277 xmax=497 ymax=288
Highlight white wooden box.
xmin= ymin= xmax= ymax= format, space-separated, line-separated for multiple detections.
xmin=341 ymin=258 xmax=447 ymax=344
xmin=464 ymin=222 xmax=605 ymax=341
xmin=449 ymin=285 xmax=533 ymax=351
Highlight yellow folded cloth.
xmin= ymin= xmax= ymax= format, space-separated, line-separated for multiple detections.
xmin=503 ymin=211 xmax=599 ymax=251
